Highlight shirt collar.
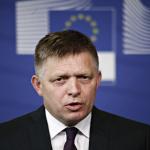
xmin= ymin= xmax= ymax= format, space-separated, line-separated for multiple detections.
xmin=45 ymin=109 xmax=91 ymax=139
xmin=74 ymin=112 xmax=91 ymax=138
xmin=45 ymin=109 xmax=67 ymax=139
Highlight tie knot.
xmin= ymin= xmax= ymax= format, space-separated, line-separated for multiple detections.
xmin=65 ymin=127 xmax=78 ymax=140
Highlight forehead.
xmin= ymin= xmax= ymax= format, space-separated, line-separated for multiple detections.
xmin=41 ymin=52 xmax=97 ymax=76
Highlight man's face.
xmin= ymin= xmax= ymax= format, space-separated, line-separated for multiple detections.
xmin=32 ymin=52 xmax=101 ymax=126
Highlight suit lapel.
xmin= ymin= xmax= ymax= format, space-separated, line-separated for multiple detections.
xmin=29 ymin=106 xmax=52 ymax=150
xmin=28 ymin=106 xmax=110 ymax=150
xmin=89 ymin=107 xmax=110 ymax=150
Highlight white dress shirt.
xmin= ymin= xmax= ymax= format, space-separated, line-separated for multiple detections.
xmin=45 ymin=109 xmax=91 ymax=150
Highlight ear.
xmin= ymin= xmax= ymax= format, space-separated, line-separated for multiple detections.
xmin=96 ymin=70 xmax=102 ymax=88
xmin=31 ymin=75 xmax=42 ymax=96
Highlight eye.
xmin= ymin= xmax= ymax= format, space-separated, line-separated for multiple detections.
xmin=55 ymin=77 xmax=65 ymax=83
xmin=52 ymin=76 xmax=68 ymax=86
xmin=80 ymin=76 xmax=89 ymax=80
xmin=56 ymin=77 xmax=63 ymax=81
xmin=77 ymin=75 xmax=92 ymax=83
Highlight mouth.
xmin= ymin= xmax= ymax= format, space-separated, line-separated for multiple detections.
xmin=65 ymin=102 xmax=83 ymax=111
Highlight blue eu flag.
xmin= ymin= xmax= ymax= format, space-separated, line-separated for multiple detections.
xmin=49 ymin=10 xmax=114 ymax=52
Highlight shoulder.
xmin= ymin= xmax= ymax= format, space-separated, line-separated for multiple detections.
xmin=0 ymin=106 xmax=45 ymax=136
xmin=0 ymin=106 xmax=50 ymax=149
xmin=91 ymin=107 xmax=150 ymax=149
xmin=92 ymin=106 xmax=150 ymax=133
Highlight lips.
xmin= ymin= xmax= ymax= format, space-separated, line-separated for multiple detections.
xmin=65 ymin=102 xmax=83 ymax=111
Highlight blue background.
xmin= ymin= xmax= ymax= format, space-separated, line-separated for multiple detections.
xmin=0 ymin=0 xmax=150 ymax=125
xmin=50 ymin=10 xmax=112 ymax=50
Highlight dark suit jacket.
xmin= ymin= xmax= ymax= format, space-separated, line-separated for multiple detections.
xmin=0 ymin=106 xmax=150 ymax=150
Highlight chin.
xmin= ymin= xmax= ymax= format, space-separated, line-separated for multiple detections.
xmin=65 ymin=119 xmax=81 ymax=126
xmin=65 ymin=113 xmax=87 ymax=126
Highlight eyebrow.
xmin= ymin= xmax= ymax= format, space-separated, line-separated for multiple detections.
xmin=54 ymin=72 xmax=93 ymax=78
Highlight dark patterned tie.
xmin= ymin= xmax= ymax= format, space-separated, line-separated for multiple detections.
xmin=64 ymin=127 xmax=78 ymax=150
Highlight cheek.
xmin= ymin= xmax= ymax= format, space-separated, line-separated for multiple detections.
xmin=43 ymin=89 xmax=63 ymax=112
xmin=44 ymin=86 xmax=66 ymax=104
xmin=81 ymin=84 xmax=97 ymax=100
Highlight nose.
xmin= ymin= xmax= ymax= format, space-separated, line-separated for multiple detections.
xmin=67 ymin=77 xmax=80 ymax=97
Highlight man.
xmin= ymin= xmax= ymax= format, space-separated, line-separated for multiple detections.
xmin=0 ymin=30 xmax=150 ymax=150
